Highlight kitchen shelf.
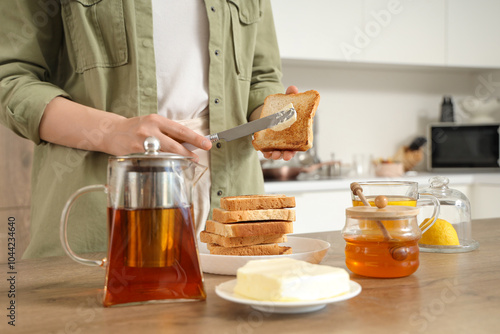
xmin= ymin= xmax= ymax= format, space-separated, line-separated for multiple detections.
xmin=281 ymin=57 xmax=500 ymax=75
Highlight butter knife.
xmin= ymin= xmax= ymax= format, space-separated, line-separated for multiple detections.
xmin=182 ymin=107 xmax=296 ymax=151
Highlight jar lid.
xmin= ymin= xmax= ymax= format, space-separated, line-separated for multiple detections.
xmin=346 ymin=205 xmax=420 ymax=219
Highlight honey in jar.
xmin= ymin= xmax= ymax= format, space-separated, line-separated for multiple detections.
xmin=343 ymin=197 xmax=421 ymax=278
xmin=352 ymin=195 xmax=417 ymax=207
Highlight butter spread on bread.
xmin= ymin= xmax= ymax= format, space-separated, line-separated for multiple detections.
xmin=234 ymin=258 xmax=350 ymax=301
xmin=252 ymin=90 xmax=320 ymax=152
xmin=270 ymin=103 xmax=297 ymax=131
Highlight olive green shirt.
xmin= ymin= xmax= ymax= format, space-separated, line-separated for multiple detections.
xmin=0 ymin=0 xmax=284 ymax=258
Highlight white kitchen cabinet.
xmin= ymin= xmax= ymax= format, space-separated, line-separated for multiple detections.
xmin=470 ymin=184 xmax=500 ymax=219
xmin=271 ymin=0 xmax=364 ymax=62
xmin=271 ymin=0 xmax=500 ymax=69
xmin=362 ymin=0 xmax=446 ymax=66
xmin=287 ymin=190 xmax=352 ymax=234
xmin=447 ymin=0 xmax=500 ymax=68
xmin=271 ymin=0 xmax=445 ymax=66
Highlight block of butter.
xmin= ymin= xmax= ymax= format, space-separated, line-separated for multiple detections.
xmin=233 ymin=258 xmax=350 ymax=301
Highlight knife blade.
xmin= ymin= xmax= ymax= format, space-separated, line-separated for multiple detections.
xmin=182 ymin=107 xmax=296 ymax=151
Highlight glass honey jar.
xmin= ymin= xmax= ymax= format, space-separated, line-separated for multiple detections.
xmin=342 ymin=196 xmax=422 ymax=278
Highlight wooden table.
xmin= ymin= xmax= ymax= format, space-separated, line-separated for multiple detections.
xmin=2 ymin=219 xmax=499 ymax=334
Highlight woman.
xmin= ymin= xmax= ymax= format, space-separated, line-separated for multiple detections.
xmin=0 ymin=0 xmax=297 ymax=258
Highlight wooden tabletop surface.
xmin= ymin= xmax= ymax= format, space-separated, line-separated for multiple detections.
xmin=1 ymin=219 xmax=499 ymax=334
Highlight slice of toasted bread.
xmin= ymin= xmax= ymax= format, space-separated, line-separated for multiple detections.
xmin=207 ymin=243 xmax=292 ymax=256
xmin=252 ymin=90 xmax=320 ymax=152
xmin=200 ymin=231 xmax=288 ymax=247
xmin=220 ymin=194 xmax=296 ymax=211
xmin=212 ymin=208 xmax=296 ymax=223
xmin=205 ymin=220 xmax=293 ymax=238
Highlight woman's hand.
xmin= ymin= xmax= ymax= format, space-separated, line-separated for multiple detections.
xmin=40 ymin=97 xmax=212 ymax=162
xmin=108 ymin=114 xmax=212 ymax=160
xmin=262 ymin=85 xmax=299 ymax=161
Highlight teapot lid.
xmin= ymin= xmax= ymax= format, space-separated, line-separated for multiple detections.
xmin=110 ymin=137 xmax=195 ymax=162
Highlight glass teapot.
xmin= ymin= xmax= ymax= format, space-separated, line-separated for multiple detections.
xmin=60 ymin=137 xmax=207 ymax=307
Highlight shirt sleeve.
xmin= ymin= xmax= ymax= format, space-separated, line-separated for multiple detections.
xmin=0 ymin=1 xmax=71 ymax=144
xmin=247 ymin=0 xmax=285 ymax=116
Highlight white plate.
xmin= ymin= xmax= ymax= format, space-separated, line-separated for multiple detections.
xmin=215 ymin=280 xmax=362 ymax=314
xmin=199 ymin=236 xmax=330 ymax=275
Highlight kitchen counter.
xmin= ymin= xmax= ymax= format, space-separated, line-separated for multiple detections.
xmin=2 ymin=219 xmax=498 ymax=334
xmin=264 ymin=172 xmax=500 ymax=193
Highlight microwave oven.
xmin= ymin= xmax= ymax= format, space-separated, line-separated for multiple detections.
xmin=428 ymin=123 xmax=500 ymax=171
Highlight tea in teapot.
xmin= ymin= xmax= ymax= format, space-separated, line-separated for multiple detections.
xmin=61 ymin=137 xmax=207 ymax=306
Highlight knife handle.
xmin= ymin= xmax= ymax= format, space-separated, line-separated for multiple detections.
xmin=182 ymin=134 xmax=218 ymax=152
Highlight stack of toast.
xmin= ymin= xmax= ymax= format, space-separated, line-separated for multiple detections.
xmin=200 ymin=195 xmax=296 ymax=256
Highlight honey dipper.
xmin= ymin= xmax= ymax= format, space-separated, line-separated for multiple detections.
xmin=350 ymin=183 xmax=408 ymax=261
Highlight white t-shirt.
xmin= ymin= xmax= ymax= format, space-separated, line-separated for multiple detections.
xmin=152 ymin=0 xmax=209 ymax=120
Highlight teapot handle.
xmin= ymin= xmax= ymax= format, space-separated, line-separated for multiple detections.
xmin=418 ymin=194 xmax=441 ymax=234
xmin=60 ymin=184 xmax=108 ymax=267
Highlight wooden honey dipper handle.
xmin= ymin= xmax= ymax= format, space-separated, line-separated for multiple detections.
xmin=350 ymin=182 xmax=395 ymax=244
xmin=350 ymin=182 xmax=371 ymax=207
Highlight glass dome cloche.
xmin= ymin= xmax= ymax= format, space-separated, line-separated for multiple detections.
xmin=418 ymin=176 xmax=479 ymax=253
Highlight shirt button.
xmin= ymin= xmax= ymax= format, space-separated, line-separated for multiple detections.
xmin=144 ymin=87 xmax=154 ymax=96
xmin=217 ymin=190 xmax=223 ymax=196
xmin=216 ymin=143 xmax=222 ymax=149
xmin=211 ymin=6 xmax=216 ymax=12
xmin=215 ymin=50 xmax=220 ymax=56
xmin=214 ymin=98 xmax=221 ymax=104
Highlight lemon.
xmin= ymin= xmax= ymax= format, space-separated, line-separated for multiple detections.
xmin=419 ymin=218 xmax=460 ymax=246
